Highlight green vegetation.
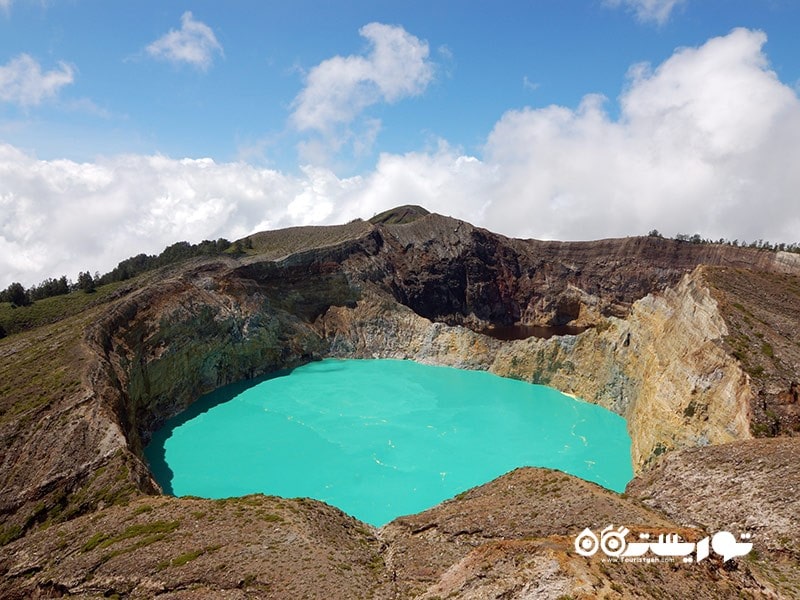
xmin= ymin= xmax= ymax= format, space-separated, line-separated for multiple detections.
xmin=82 ymin=520 xmax=180 ymax=553
xmin=260 ymin=513 xmax=284 ymax=523
xmin=0 ymin=311 xmax=92 ymax=425
xmin=77 ymin=271 xmax=96 ymax=293
xmin=82 ymin=531 xmax=111 ymax=552
xmin=101 ymin=532 xmax=170 ymax=562
xmin=0 ymin=524 xmax=22 ymax=546
xmin=0 ymin=280 xmax=126 ymax=336
xmin=96 ymin=238 xmax=234 ymax=286
xmin=671 ymin=232 xmax=800 ymax=253
xmin=1 ymin=282 xmax=31 ymax=307
xmin=0 ymin=237 xmax=234 ymax=337
xmin=170 ymin=545 xmax=221 ymax=567
xmin=368 ymin=553 xmax=385 ymax=574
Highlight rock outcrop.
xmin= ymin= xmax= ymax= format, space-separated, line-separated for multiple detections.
xmin=2 ymin=466 xmax=792 ymax=599
xmin=1 ymin=208 xmax=799 ymax=598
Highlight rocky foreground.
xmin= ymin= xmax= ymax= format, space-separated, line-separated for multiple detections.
xmin=1 ymin=206 xmax=799 ymax=598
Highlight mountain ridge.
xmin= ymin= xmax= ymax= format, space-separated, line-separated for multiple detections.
xmin=1 ymin=207 xmax=798 ymax=598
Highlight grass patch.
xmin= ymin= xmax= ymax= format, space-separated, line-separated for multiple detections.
xmin=247 ymin=220 xmax=373 ymax=259
xmin=83 ymin=520 xmax=180 ymax=553
xmin=0 ymin=313 xmax=92 ymax=425
xmin=172 ymin=548 xmax=205 ymax=567
xmin=82 ymin=532 xmax=111 ymax=552
xmin=170 ymin=545 xmax=220 ymax=567
xmin=0 ymin=524 xmax=22 ymax=546
xmin=101 ymin=533 xmax=169 ymax=562
xmin=368 ymin=553 xmax=384 ymax=574
xmin=260 ymin=513 xmax=284 ymax=523
xmin=731 ymin=301 xmax=748 ymax=314
xmin=0 ymin=281 xmax=127 ymax=336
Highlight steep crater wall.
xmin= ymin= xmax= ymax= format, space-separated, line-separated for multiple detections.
xmin=88 ymin=256 xmax=365 ymax=456
xmin=6 ymin=214 xmax=794 ymax=539
xmin=372 ymin=215 xmax=790 ymax=328
xmin=93 ymin=218 xmax=794 ymax=481
xmin=320 ymin=269 xmax=754 ymax=470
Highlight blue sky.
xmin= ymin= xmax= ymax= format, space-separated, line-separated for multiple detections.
xmin=2 ymin=0 xmax=800 ymax=286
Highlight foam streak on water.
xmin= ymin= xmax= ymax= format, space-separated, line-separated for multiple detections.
xmin=145 ymin=359 xmax=633 ymax=526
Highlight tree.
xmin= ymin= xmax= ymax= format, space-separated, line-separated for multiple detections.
xmin=647 ymin=229 xmax=662 ymax=238
xmin=4 ymin=282 xmax=30 ymax=307
xmin=77 ymin=271 xmax=96 ymax=293
xmin=29 ymin=275 xmax=70 ymax=300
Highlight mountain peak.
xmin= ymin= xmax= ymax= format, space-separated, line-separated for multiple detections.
xmin=368 ymin=205 xmax=430 ymax=225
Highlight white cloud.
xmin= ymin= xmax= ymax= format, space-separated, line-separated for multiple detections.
xmin=605 ymin=0 xmax=687 ymax=25
xmin=3 ymin=29 xmax=800 ymax=289
xmin=290 ymin=22 xmax=435 ymax=160
xmin=522 ymin=76 xmax=539 ymax=92
xmin=0 ymin=145 xmax=337 ymax=287
xmin=474 ymin=28 xmax=800 ymax=242
xmin=146 ymin=11 xmax=223 ymax=71
xmin=350 ymin=28 xmax=800 ymax=243
xmin=0 ymin=0 xmax=11 ymax=13
xmin=0 ymin=54 xmax=75 ymax=106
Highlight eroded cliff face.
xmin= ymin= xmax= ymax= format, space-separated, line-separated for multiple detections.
xmin=87 ymin=259 xmax=335 ymax=454
xmin=368 ymin=214 xmax=790 ymax=328
xmin=612 ymin=270 xmax=754 ymax=468
xmin=0 ymin=242 xmax=366 ymax=541
xmin=704 ymin=267 xmax=800 ymax=435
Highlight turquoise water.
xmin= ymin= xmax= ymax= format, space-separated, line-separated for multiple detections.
xmin=145 ymin=359 xmax=633 ymax=526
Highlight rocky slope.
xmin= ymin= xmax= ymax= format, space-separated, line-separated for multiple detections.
xmin=1 ymin=206 xmax=799 ymax=598
xmin=2 ymin=464 xmax=792 ymax=599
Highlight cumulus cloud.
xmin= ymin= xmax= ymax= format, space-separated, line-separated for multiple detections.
xmin=475 ymin=28 xmax=800 ymax=241
xmin=605 ymin=0 xmax=687 ymax=25
xmin=146 ymin=11 xmax=223 ymax=71
xmin=0 ymin=0 xmax=11 ymax=13
xmin=0 ymin=54 xmax=75 ymax=106
xmin=0 ymin=145 xmax=347 ymax=287
xmin=3 ymin=28 xmax=800 ymax=289
xmin=306 ymin=27 xmax=800 ymax=244
xmin=291 ymin=22 xmax=435 ymax=160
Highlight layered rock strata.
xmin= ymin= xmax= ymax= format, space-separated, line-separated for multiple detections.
xmin=321 ymin=267 xmax=753 ymax=470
